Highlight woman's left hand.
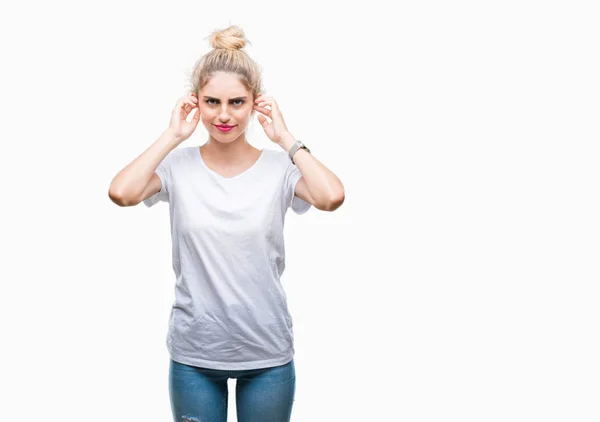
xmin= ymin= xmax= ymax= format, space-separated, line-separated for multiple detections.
xmin=253 ymin=95 xmax=292 ymax=145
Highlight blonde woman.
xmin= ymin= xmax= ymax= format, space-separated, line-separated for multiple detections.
xmin=109 ymin=24 xmax=344 ymax=422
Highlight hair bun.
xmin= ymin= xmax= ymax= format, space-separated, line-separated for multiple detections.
xmin=208 ymin=25 xmax=248 ymax=51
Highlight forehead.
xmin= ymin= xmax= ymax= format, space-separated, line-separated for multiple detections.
xmin=202 ymin=72 xmax=249 ymax=97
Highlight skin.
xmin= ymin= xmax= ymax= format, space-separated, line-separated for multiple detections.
xmin=177 ymin=71 xmax=345 ymax=210
xmin=194 ymin=71 xmax=261 ymax=173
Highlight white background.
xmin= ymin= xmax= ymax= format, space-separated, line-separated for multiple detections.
xmin=1 ymin=1 xmax=599 ymax=421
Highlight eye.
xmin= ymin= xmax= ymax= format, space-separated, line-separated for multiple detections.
xmin=205 ymin=99 xmax=245 ymax=106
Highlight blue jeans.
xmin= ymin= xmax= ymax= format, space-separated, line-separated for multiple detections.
xmin=169 ymin=358 xmax=296 ymax=422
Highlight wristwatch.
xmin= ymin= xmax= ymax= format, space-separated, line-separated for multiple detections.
xmin=288 ymin=140 xmax=310 ymax=165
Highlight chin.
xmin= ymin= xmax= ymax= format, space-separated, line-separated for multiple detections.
xmin=211 ymin=130 xmax=242 ymax=142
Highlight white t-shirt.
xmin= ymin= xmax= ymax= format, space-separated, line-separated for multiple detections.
xmin=144 ymin=145 xmax=311 ymax=370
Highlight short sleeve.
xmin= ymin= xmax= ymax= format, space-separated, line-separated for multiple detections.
xmin=143 ymin=149 xmax=178 ymax=208
xmin=284 ymin=160 xmax=312 ymax=215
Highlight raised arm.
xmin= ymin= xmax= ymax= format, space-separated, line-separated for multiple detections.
xmin=108 ymin=128 xmax=181 ymax=207
xmin=108 ymin=92 xmax=200 ymax=207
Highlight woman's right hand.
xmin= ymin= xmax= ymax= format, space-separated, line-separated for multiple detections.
xmin=168 ymin=92 xmax=201 ymax=142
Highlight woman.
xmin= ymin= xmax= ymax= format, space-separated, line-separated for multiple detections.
xmin=109 ymin=24 xmax=344 ymax=422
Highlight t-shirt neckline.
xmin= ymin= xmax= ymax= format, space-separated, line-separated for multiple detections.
xmin=196 ymin=146 xmax=265 ymax=180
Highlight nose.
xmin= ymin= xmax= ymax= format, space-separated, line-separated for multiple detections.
xmin=218 ymin=104 xmax=231 ymax=122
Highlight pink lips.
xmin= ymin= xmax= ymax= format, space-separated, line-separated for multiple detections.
xmin=216 ymin=125 xmax=235 ymax=133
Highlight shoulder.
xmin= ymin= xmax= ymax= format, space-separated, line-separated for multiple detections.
xmin=175 ymin=145 xmax=196 ymax=159
xmin=262 ymin=148 xmax=292 ymax=171
xmin=262 ymin=147 xmax=287 ymax=161
xmin=162 ymin=145 xmax=196 ymax=167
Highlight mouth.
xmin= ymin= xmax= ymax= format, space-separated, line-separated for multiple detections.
xmin=215 ymin=124 xmax=235 ymax=132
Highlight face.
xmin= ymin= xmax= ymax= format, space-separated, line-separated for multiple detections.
xmin=198 ymin=71 xmax=255 ymax=144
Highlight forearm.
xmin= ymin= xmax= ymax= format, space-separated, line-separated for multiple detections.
xmin=108 ymin=128 xmax=181 ymax=204
xmin=278 ymin=133 xmax=345 ymax=209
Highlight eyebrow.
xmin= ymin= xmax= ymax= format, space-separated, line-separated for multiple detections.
xmin=203 ymin=96 xmax=247 ymax=101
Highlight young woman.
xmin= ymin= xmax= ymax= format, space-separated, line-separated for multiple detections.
xmin=109 ymin=25 xmax=344 ymax=422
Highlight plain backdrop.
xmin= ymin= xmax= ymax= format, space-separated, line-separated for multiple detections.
xmin=1 ymin=1 xmax=599 ymax=421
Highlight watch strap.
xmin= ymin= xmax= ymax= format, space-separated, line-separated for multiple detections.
xmin=289 ymin=140 xmax=310 ymax=165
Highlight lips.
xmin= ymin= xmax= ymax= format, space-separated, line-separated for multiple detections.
xmin=215 ymin=124 xmax=235 ymax=133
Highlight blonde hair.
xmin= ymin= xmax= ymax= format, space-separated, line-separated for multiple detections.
xmin=187 ymin=25 xmax=264 ymax=99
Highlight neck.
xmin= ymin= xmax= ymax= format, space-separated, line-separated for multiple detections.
xmin=202 ymin=134 xmax=256 ymax=163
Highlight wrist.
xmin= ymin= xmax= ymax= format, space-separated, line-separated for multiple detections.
xmin=163 ymin=127 xmax=185 ymax=145
xmin=278 ymin=132 xmax=296 ymax=152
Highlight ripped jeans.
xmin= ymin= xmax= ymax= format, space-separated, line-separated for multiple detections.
xmin=169 ymin=358 xmax=296 ymax=422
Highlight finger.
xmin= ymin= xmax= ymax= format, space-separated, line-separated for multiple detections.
xmin=256 ymin=102 xmax=274 ymax=111
xmin=255 ymin=97 xmax=274 ymax=105
xmin=256 ymin=99 xmax=276 ymax=109
xmin=254 ymin=95 xmax=273 ymax=101
xmin=178 ymin=95 xmax=196 ymax=108
xmin=253 ymin=105 xmax=272 ymax=116
xmin=181 ymin=99 xmax=198 ymax=110
xmin=191 ymin=108 xmax=201 ymax=123
xmin=257 ymin=114 xmax=269 ymax=126
xmin=255 ymin=97 xmax=275 ymax=106
xmin=180 ymin=104 xmax=193 ymax=115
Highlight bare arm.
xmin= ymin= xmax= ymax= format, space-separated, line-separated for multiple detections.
xmin=108 ymin=128 xmax=182 ymax=207
xmin=279 ymin=133 xmax=345 ymax=212
xmin=108 ymin=92 xmax=201 ymax=207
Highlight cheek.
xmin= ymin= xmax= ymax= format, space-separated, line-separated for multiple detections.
xmin=237 ymin=107 xmax=253 ymax=123
xmin=200 ymin=108 xmax=214 ymax=123
xmin=237 ymin=113 xmax=250 ymax=124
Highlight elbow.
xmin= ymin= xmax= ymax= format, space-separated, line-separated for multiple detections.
xmin=108 ymin=179 xmax=128 ymax=206
xmin=108 ymin=188 xmax=135 ymax=207
xmin=322 ymin=191 xmax=345 ymax=212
